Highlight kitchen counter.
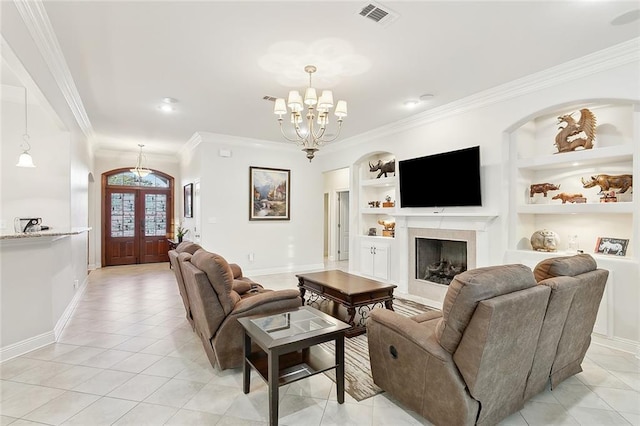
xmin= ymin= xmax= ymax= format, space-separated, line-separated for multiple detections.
xmin=0 ymin=227 xmax=91 ymax=241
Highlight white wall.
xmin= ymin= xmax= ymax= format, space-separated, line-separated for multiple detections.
xmin=1 ymin=88 xmax=70 ymax=231
xmin=1 ymin=68 xmax=91 ymax=358
xmin=182 ymin=133 xmax=325 ymax=275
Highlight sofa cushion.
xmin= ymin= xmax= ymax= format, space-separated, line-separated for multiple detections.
xmin=436 ymin=264 xmax=537 ymax=354
xmin=176 ymin=241 xmax=202 ymax=254
xmin=534 ymin=253 xmax=597 ymax=282
xmin=190 ymin=249 xmax=236 ymax=315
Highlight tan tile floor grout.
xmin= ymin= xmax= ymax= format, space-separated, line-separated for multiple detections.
xmin=1 ymin=260 xmax=638 ymax=425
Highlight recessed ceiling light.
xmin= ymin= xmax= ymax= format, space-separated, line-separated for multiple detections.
xmin=158 ymin=97 xmax=178 ymax=113
xmin=404 ymin=100 xmax=420 ymax=108
xmin=611 ymin=9 xmax=640 ymax=26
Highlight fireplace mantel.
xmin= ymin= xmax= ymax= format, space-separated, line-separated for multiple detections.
xmin=396 ymin=213 xmax=499 ymax=232
xmin=393 ymin=211 xmax=498 ymax=219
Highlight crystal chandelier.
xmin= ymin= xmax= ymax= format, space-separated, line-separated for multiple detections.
xmin=273 ymin=65 xmax=347 ymax=162
xmin=130 ymin=144 xmax=151 ymax=178
xmin=16 ymin=87 xmax=35 ymax=168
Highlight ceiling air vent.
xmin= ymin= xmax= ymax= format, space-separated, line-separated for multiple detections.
xmin=263 ymin=95 xmax=277 ymax=102
xmin=358 ymin=2 xmax=398 ymax=26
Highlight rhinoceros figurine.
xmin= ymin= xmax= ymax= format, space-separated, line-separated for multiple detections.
xmin=530 ymin=229 xmax=560 ymax=252
xmin=369 ymin=159 xmax=395 ymax=178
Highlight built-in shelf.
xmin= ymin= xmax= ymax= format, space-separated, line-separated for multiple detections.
xmin=505 ymin=249 xmax=638 ymax=264
xmin=360 ymin=176 xmax=396 ymax=187
xmin=517 ymin=203 xmax=633 ymax=214
xmin=360 ymin=235 xmax=395 ymax=240
xmin=393 ymin=211 xmax=499 ymax=219
xmin=361 ymin=208 xmax=396 ymax=215
xmin=516 ymin=144 xmax=633 ymax=171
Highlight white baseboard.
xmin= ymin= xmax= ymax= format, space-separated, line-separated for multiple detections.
xmin=244 ymin=263 xmax=325 ymax=277
xmin=592 ymin=334 xmax=640 ymax=358
xmin=1 ymin=276 xmax=89 ymax=363
xmin=0 ymin=331 xmax=55 ymax=362
xmin=54 ymin=276 xmax=88 ymax=339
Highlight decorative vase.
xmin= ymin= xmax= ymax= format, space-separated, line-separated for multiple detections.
xmin=178 ymin=236 xmax=183 ymax=243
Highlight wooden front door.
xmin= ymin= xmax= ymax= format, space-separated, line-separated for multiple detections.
xmin=103 ymin=169 xmax=173 ymax=266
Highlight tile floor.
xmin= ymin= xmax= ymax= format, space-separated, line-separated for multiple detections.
xmin=1 ymin=260 xmax=639 ymax=425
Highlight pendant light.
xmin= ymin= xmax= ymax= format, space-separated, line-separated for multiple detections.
xmin=130 ymin=144 xmax=151 ymax=178
xmin=16 ymin=87 xmax=35 ymax=168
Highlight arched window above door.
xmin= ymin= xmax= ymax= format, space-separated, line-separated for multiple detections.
xmin=106 ymin=170 xmax=170 ymax=188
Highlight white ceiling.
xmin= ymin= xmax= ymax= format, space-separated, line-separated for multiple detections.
xmin=3 ymin=1 xmax=640 ymax=156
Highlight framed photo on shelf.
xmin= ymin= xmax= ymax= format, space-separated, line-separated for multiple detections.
xmin=594 ymin=237 xmax=628 ymax=256
xmin=249 ymin=166 xmax=290 ymax=221
xmin=183 ymin=183 xmax=193 ymax=218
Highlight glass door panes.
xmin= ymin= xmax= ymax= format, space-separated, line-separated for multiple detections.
xmin=111 ymin=193 xmax=136 ymax=237
xmin=145 ymin=193 xmax=167 ymax=236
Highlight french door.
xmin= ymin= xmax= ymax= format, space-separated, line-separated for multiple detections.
xmin=102 ymin=169 xmax=174 ymax=266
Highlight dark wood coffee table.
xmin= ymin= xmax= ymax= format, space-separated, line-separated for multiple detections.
xmin=296 ymin=270 xmax=397 ymax=337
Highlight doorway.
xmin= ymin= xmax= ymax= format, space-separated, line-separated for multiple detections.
xmin=102 ymin=169 xmax=174 ymax=266
xmin=337 ymin=190 xmax=350 ymax=261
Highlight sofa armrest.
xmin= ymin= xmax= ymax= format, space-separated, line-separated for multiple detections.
xmin=232 ymin=289 xmax=301 ymax=316
xmin=367 ymin=308 xmax=478 ymax=425
xmin=369 ymin=308 xmax=449 ymax=362
xmin=229 ymin=263 xmax=243 ymax=279
xmin=412 ymin=310 xmax=443 ymax=324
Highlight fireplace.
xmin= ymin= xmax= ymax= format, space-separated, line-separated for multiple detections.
xmin=416 ymin=238 xmax=467 ymax=285
xmin=408 ymin=228 xmax=476 ymax=303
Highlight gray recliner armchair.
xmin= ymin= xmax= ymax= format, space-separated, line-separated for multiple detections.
xmin=178 ymin=248 xmax=301 ymax=370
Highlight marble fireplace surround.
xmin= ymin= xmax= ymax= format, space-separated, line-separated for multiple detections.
xmin=408 ymin=227 xmax=477 ymax=305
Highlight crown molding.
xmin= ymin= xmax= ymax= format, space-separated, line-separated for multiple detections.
xmin=195 ymin=131 xmax=301 ymax=152
xmin=326 ymin=37 xmax=640 ymax=153
xmin=13 ymin=0 xmax=96 ymax=144
xmin=180 ymin=132 xmax=203 ymax=156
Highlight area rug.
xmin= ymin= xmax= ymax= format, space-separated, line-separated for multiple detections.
xmin=318 ymin=297 xmax=436 ymax=402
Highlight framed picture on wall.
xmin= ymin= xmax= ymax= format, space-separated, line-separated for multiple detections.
xmin=249 ymin=166 xmax=290 ymax=220
xmin=184 ymin=183 xmax=193 ymax=218
xmin=594 ymin=237 xmax=628 ymax=256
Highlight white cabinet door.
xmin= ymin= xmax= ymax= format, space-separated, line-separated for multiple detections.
xmin=360 ymin=241 xmax=375 ymax=277
xmin=359 ymin=240 xmax=390 ymax=281
xmin=372 ymin=243 xmax=389 ymax=281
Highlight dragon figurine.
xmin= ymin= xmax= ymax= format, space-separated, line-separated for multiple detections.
xmin=554 ymin=108 xmax=596 ymax=153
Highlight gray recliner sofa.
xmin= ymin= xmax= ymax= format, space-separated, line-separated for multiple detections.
xmin=177 ymin=248 xmax=301 ymax=370
xmin=367 ymin=254 xmax=608 ymax=426
xmin=169 ymin=241 xmax=266 ymax=330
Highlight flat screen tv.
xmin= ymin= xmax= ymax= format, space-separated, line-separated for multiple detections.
xmin=399 ymin=146 xmax=482 ymax=208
